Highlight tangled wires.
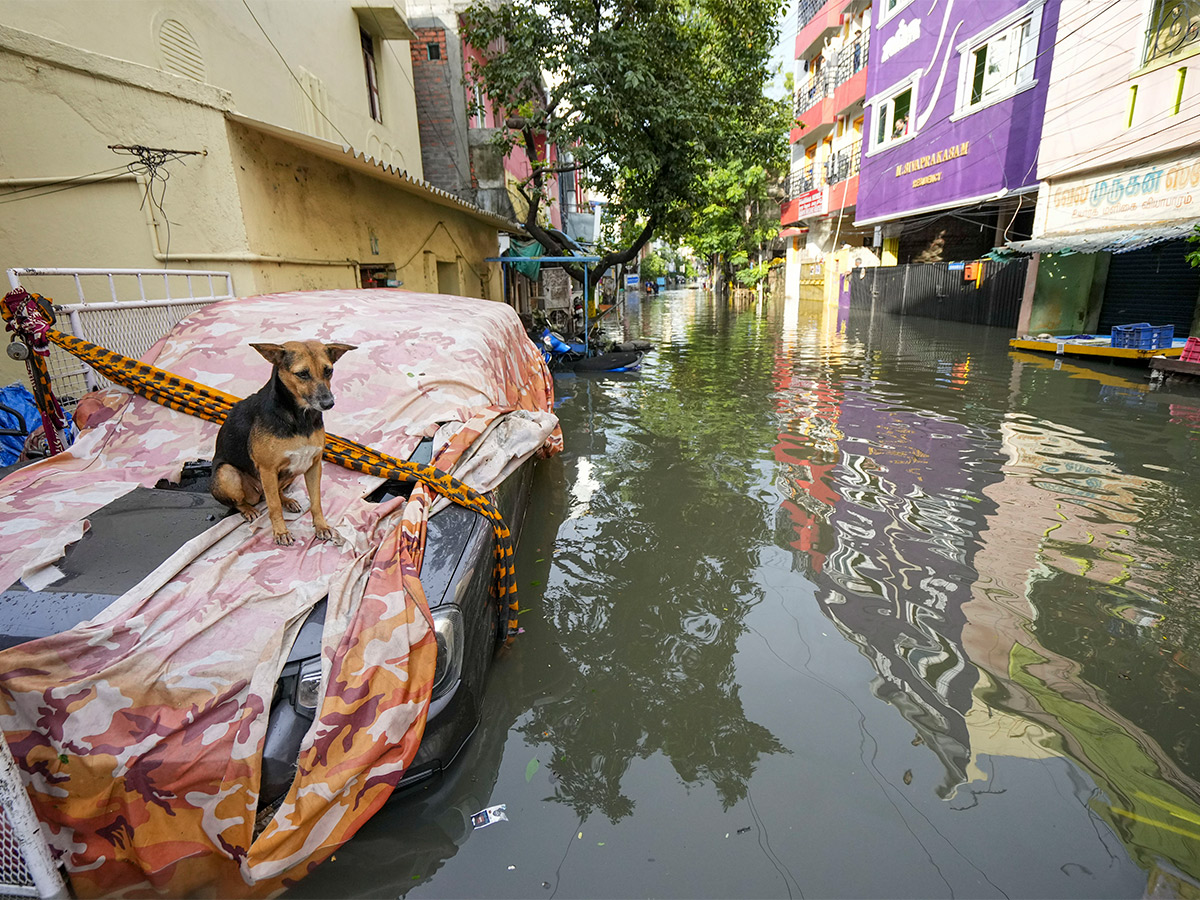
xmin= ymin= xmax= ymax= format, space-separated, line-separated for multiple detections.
xmin=108 ymin=144 xmax=204 ymax=264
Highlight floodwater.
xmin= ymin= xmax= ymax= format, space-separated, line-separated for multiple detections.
xmin=289 ymin=288 xmax=1200 ymax=898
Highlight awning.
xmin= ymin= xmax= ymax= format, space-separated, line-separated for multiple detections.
xmin=1008 ymin=218 xmax=1200 ymax=255
xmin=226 ymin=113 xmax=525 ymax=234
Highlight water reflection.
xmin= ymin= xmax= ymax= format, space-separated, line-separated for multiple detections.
xmin=528 ymin=299 xmax=788 ymax=822
xmin=774 ymin=299 xmax=1200 ymax=886
xmin=290 ymin=288 xmax=1200 ymax=898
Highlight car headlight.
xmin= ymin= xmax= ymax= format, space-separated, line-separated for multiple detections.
xmin=296 ymin=658 xmax=323 ymax=712
xmin=431 ymin=606 xmax=463 ymax=701
xmin=292 ymin=607 xmax=462 ymax=713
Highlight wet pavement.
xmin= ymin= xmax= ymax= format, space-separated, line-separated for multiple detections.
xmin=287 ymin=287 xmax=1200 ymax=898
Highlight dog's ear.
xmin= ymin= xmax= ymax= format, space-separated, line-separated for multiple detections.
xmin=250 ymin=343 xmax=288 ymax=366
xmin=325 ymin=343 xmax=356 ymax=363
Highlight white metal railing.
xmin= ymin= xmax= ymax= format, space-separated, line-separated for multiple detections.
xmin=0 ymin=737 xmax=68 ymax=898
xmin=6 ymin=268 xmax=234 ymax=406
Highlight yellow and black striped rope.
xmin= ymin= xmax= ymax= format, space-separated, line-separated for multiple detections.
xmin=19 ymin=323 xmax=521 ymax=635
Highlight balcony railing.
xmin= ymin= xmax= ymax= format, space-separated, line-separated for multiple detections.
xmin=794 ymin=72 xmax=832 ymax=117
xmin=794 ymin=33 xmax=868 ymax=119
xmin=797 ymin=0 xmax=826 ymax=30
xmin=830 ymin=33 xmax=869 ymax=88
xmin=787 ymin=165 xmax=817 ymax=199
xmin=1143 ymin=0 xmax=1200 ymax=66
xmin=824 ymin=140 xmax=862 ymax=185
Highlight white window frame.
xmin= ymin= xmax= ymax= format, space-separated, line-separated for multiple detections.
xmin=877 ymin=0 xmax=916 ymax=28
xmin=866 ymin=73 xmax=920 ymax=154
xmin=951 ymin=0 xmax=1044 ymax=120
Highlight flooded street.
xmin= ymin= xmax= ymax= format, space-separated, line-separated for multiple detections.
xmin=290 ymin=287 xmax=1200 ymax=898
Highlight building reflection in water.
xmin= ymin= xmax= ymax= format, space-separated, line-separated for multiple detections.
xmin=772 ymin=303 xmax=1200 ymax=887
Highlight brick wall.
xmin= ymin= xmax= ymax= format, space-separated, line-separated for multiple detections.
xmin=409 ymin=26 xmax=465 ymax=194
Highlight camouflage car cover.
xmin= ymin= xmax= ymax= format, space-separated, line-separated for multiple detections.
xmin=0 ymin=290 xmax=561 ymax=896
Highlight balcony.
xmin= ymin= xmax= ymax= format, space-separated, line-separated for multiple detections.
xmin=796 ymin=0 xmax=845 ymax=60
xmin=797 ymin=0 xmax=825 ymax=29
xmin=793 ymin=72 xmax=835 ymax=139
xmin=823 ymin=140 xmax=861 ymax=185
xmin=824 ymin=140 xmax=861 ymax=212
xmin=787 ymin=165 xmax=817 ymax=198
xmin=829 ymin=33 xmax=868 ymax=88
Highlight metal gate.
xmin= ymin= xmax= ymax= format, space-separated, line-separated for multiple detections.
xmin=6 ymin=268 xmax=235 ymax=410
xmin=848 ymin=259 xmax=1027 ymax=328
xmin=1097 ymin=240 xmax=1200 ymax=335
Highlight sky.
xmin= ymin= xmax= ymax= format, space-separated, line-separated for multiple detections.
xmin=766 ymin=0 xmax=799 ymax=100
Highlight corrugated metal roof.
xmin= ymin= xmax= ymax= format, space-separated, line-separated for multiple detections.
xmin=1008 ymin=218 xmax=1200 ymax=255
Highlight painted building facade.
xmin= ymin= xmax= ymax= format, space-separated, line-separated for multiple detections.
xmin=408 ymin=2 xmax=592 ymax=241
xmin=1013 ymin=0 xmax=1200 ymax=338
xmin=855 ymin=0 xmax=1059 ymax=264
xmin=0 ymin=2 xmax=518 ymax=386
xmin=780 ymin=0 xmax=880 ymax=304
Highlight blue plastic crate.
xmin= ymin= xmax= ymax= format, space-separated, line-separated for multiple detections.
xmin=1111 ymin=323 xmax=1174 ymax=350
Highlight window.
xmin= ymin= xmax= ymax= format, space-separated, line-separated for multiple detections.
xmin=427 ymin=42 xmax=441 ymax=61
xmin=954 ymin=3 xmax=1042 ymax=116
xmin=874 ymin=86 xmax=913 ymax=148
xmin=472 ymin=83 xmax=487 ymax=128
xmin=361 ymin=29 xmax=382 ymax=122
xmin=878 ymin=0 xmax=915 ymax=26
xmin=1144 ymin=0 xmax=1200 ymax=67
xmin=968 ymin=19 xmax=1035 ymax=104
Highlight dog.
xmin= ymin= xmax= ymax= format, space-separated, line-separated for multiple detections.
xmin=211 ymin=340 xmax=355 ymax=546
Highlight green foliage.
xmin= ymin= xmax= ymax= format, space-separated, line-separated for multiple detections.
xmin=682 ymin=92 xmax=790 ymax=284
xmin=460 ymin=0 xmax=784 ymax=283
xmin=641 ymin=251 xmax=668 ymax=281
xmin=734 ymin=256 xmax=783 ymax=286
xmin=1188 ymin=225 xmax=1200 ymax=268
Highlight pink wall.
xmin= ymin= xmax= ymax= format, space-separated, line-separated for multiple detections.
xmin=1038 ymin=1 xmax=1200 ymax=181
xmin=462 ymin=41 xmax=563 ymax=230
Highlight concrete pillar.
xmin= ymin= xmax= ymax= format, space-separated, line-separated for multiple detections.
xmin=1016 ymin=252 xmax=1039 ymax=337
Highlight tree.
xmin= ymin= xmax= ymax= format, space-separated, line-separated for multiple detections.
xmin=461 ymin=0 xmax=783 ymax=297
xmin=682 ymin=93 xmax=790 ymax=291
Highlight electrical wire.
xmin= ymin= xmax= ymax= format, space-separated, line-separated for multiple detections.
xmin=791 ymin=0 xmax=1200 ymax=238
xmin=365 ymin=7 xmax=472 ymax=188
xmin=0 ymin=169 xmax=132 ymax=207
xmin=239 ymin=0 xmax=360 ymax=154
xmin=791 ymin=0 xmax=1126 ymax=203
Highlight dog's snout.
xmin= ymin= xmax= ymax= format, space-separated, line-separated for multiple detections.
xmin=316 ymin=393 xmax=335 ymax=411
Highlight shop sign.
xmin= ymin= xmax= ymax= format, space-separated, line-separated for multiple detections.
xmin=1045 ymin=153 xmax=1200 ymax=234
xmin=795 ymin=187 xmax=825 ymax=219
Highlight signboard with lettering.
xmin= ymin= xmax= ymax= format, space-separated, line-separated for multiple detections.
xmin=1043 ymin=152 xmax=1200 ymax=235
xmin=855 ymin=0 xmax=1051 ymax=226
xmin=795 ymin=187 xmax=825 ymax=219
xmin=625 ymin=273 xmax=640 ymax=289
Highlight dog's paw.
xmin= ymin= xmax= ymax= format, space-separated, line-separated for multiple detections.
xmin=274 ymin=529 xmax=296 ymax=546
xmin=282 ymin=497 xmax=303 ymax=513
xmin=238 ymin=508 xmax=259 ymax=522
xmin=314 ymin=526 xmax=336 ymax=543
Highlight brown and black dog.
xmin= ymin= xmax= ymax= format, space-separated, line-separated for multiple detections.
xmin=211 ymin=340 xmax=355 ymax=545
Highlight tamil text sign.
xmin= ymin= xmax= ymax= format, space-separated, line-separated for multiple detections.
xmin=1045 ymin=154 xmax=1200 ymax=234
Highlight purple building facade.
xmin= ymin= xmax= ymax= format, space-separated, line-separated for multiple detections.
xmin=855 ymin=0 xmax=1059 ymax=250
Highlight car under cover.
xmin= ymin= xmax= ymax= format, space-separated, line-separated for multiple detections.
xmin=0 ymin=289 xmax=560 ymax=896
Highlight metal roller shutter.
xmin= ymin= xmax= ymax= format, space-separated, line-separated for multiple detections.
xmin=1098 ymin=239 xmax=1200 ymax=335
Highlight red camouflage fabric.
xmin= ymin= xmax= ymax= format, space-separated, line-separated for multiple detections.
xmin=0 ymin=290 xmax=561 ymax=896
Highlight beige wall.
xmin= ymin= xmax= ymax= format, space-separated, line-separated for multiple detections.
xmin=228 ymin=122 xmax=502 ymax=298
xmin=0 ymin=17 xmax=507 ymax=390
xmin=1038 ymin=1 xmax=1200 ymax=181
xmin=0 ymin=0 xmax=422 ymax=176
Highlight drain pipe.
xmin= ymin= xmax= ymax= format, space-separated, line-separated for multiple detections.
xmin=0 ymin=175 xmax=359 ymax=274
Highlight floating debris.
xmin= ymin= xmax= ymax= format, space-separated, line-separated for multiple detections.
xmin=471 ymin=804 xmax=508 ymax=829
